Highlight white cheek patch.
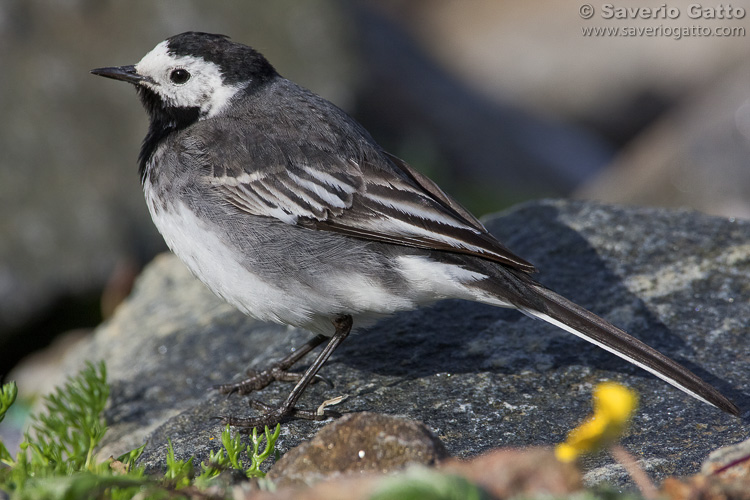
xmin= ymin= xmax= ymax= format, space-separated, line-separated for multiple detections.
xmin=135 ymin=40 xmax=243 ymax=118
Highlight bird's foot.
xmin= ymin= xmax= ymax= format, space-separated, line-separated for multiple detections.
xmin=214 ymin=333 xmax=331 ymax=395
xmin=217 ymin=399 xmax=341 ymax=428
xmin=215 ymin=366 xmax=330 ymax=396
xmin=216 ymin=317 xmax=353 ymax=428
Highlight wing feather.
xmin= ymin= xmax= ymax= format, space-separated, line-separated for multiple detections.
xmin=206 ymin=146 xmax=535 ymax=272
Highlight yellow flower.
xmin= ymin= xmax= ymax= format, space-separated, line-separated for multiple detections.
xmin=555 ymin=382 xmax=638 ymax=462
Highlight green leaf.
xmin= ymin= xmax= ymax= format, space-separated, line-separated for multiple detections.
xmin=245 ymin=424 xmax=281 ymax=478
xmin=115 ymin=442 xmax=147 ymax=473
xmin=0 ymin=381 xmax=18 ymax=424
xmin=164 ymin=438 xmax=194 ymax=489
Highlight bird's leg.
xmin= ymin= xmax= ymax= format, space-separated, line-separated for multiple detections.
xmin=220 ymin=315 xmax=353 ymax=428
xmin=216 ymin=333 xmax=328 ymax=395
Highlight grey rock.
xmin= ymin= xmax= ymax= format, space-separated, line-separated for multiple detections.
xmin=59 ymin=199 xmax=748 ymax=488
xmin=267 ymin=412 xmax=449 ymax=488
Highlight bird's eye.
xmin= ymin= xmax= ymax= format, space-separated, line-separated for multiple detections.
xmin=169 ymin=68 xmax=190 ymax=84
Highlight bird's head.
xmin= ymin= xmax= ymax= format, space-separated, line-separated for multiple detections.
xmin=92 ymin=32 xmax=277 ymax=125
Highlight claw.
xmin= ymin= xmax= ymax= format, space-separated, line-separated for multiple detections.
xmin=312 ymin=373 xmax=334 ymax=388
xmin=219 ymin=319 xmax=352 ymax=429
xmin=216 ymin=334 xmax=329 ymax=396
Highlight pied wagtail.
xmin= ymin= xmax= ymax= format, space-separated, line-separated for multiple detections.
xmin=92 ymin=32 xmax=738 ymax=426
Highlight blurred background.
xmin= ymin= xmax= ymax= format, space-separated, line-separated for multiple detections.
xmin=1 ymin=0 xmax=749 ymax=383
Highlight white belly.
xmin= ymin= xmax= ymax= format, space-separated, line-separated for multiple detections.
xmin=142 ymin=179 xmax=497 ymax=335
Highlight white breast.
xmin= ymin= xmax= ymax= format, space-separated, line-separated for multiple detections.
xmin=143 ymin=179 xmax=312 ymax=327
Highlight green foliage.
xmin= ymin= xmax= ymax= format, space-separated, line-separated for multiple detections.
xmin=0 ymin=362 xmax=281 ymax=499
xmin=115 ymin=442 xmax=146 ymax=472
xmin=163 ymin=439 xmax=194 ymax=489
xmin=196 ymin=423 xmax=281 ymax=484
xmin=24 ymin=361 xmax=109 ymax=474
xmin=0 ymin=381 xmax=18 ymax=465
xmin=371 ymin=467 xmax=490 ymax=500
xmin=0 ymin=362 xmax=148 ymax=499
xmin=0 ymin=381 xmax=17 ymax=423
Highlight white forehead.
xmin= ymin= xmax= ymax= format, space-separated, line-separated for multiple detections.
xmin=135 ymin=40 xmax=242 ymax=117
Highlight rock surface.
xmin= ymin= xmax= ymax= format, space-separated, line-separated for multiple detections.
xmin=251 ymin=447 xmax=581 ymax=500
xmin=58 ymin=199 xmax=749 ymax=488
xmin=267 ymin=412 xmax=449 ymax=488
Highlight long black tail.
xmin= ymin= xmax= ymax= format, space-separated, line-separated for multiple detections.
xmin=516 ymin=283 xmax=739 ymax=415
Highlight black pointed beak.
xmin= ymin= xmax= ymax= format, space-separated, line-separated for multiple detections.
xmin=91 ymin=65 xmax=149 ymax=85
